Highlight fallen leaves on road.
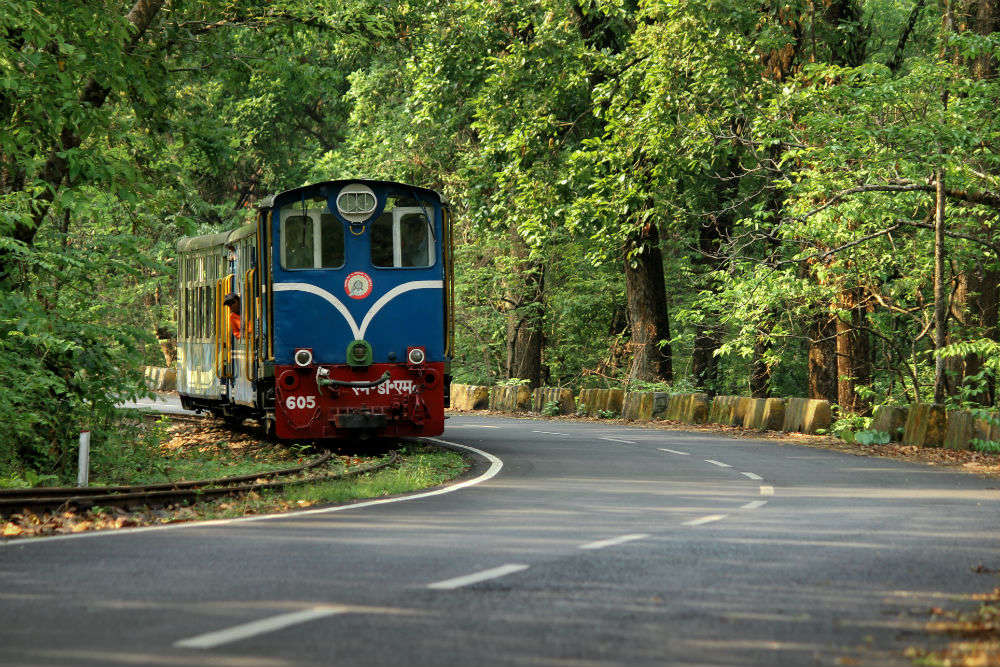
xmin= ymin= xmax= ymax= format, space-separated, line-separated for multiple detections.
xmin=904 ymin=584 xmax=1000 ymax=666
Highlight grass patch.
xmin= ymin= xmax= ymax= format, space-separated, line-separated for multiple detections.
xmin=92 ymin=416 xmax=312 ymax=486
xmin=2 ymin=444 xmax=468 ymax=538
xmin=190 ymin=444 xmax=467 ymax=520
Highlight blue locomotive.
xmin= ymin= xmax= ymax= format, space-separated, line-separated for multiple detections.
xmin=176 ymin=179 xmax=454 ymax=439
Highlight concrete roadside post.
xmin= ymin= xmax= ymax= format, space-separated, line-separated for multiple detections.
xmin=77 ymin=431 xmax=91 ymax=488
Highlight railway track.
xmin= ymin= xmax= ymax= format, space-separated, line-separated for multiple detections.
xmin=0 ymin=450 xmax=399 ymax=517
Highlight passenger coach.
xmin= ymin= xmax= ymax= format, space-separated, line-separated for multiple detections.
xmin=176 ymin=180 xmax=455 ymax=439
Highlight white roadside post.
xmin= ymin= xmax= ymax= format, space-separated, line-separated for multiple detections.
xmin=77 ymin=431 xmax=91 ymax=488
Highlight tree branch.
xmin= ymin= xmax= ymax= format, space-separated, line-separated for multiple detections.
xmin=895 ymin=218 xmax=1000 ymax=255
xmin=776 ymin=223 xmax=902 ymax=266
xmin=793 ymin=180 xmax=1000 ymax=222
xmin=887 ymin=0 xmax=926 ymax=73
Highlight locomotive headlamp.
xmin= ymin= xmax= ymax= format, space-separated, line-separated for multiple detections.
xmin=407 ymin=347 xmax=426 ymax=366
xmin=294 ymin=348 xmax=313 ymax=367
xmin=336 ymin=184 xmax=377 ymax=223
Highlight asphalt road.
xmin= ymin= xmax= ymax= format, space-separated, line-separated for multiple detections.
xmin=2 ymin=412 xmax=999 ymax=666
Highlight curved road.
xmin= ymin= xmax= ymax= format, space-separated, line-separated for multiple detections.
xmin=2 ymin=413 xmax=999 ymax=666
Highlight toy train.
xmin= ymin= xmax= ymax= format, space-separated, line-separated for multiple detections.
xmin=176 ymin=179 xmax=454 ymax=439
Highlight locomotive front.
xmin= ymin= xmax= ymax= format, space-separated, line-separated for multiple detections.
xmin=265 ymin=180 xmax=453 ymax=439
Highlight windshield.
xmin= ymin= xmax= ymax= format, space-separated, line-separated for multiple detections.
xmin=370 ymin=206 xmax=434 ymax=268
xmin=281 ymin=208 xmax=344 ymax=269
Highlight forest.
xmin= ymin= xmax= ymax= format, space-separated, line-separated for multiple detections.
xmin=2 ymin=0 xmax=999 ymax=480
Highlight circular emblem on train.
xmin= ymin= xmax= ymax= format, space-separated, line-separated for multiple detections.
xmin=345 ymin=271 xmax=373 ymax=299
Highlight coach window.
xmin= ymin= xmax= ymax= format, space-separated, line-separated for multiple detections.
xmin=371 ymin=208 xmax=434 ymax=268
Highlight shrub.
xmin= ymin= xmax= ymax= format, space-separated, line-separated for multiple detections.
xmin=854 ymin=430 xmax=891 ymax=446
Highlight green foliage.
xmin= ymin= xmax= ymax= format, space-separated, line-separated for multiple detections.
xmin=971 ymin=439 xmax=1000 ymax=454
xmin=831 ymin=413 xmax=873 ymax=441
xmin=596 ymin=409 xmax=618 ymax=419
xmin=541 ymin=400 xmax=561 ymax=417
xmin=0 ymin=238 xmax=151 ymax=482
xmin=854 ymin=430 xmax=891 ymax=446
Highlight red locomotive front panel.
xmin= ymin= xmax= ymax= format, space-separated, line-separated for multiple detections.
xmin=274 ymin=362 xmax=446 ymax=440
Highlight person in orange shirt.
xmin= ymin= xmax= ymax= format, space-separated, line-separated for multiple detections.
xmin=223 ymin=292 xmax=241 ymax=339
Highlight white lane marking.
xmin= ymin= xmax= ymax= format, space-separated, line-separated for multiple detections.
xmin=532 ymin=430 xmax=570 ymax=436
xmin=427 ymin=564 xmax=529 ymax=590
xmin=741 ymin=472 xmax=763 ymax=480
xmin=175 ymin=606 xmax=348 ymax=649
xmin=3 ymin=438 xmax=502 ymax=546
xmin=453 ymin=424 xmax=499 ymax=429
xmin=704 ymin=459 xmax=732 ymax=468
xmin=683 ymin=514 xmax=728 ymax=526
xmin=760 ymin=485 xmax=775 ymax=496
xmin=658 ymin=448 xmax=690 ymax=456
xmin=741 ymin=500 xmax=768 ymax=510
xmin=600 ymin=437 xmax=636 ymax=444
xmin=579 ymin=533 xmax=650 ymax=550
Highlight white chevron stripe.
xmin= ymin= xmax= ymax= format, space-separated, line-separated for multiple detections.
xmin=359 ymin=280 xmax=442 ymax=338
xmin=273 ymin=282 xmax=360 ymax=339
xmin=273 ymin=280 xmax=443 ymax=341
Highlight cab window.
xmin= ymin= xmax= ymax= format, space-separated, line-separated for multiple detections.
xmin=370 ymin=207 xmax=434 ymax=268
xmin=281 ymin=208 xmax=344 ymax=269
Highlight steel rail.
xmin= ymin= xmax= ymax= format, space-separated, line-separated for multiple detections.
xmin=0 ymin=452 xmax=334 ymax=499
xmin=0 ymin=453 xmax=399 ymax=516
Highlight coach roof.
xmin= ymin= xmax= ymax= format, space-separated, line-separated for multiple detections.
xmin=176 ymin=223 xmax=255 ymax=252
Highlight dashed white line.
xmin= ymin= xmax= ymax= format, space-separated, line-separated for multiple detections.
xmin=175 ymin=606 xmax=349 ymax=649
xmin=683 ymin=514 xmax=728 ymax=526
xmin=741 ymin=472 xmax=763 ymax=480
xmin=579 ymin=533 xmax=650 ymax=550
xmin=704 ymin=459 xmax=732 ymax=468
xmin=600 ymin=437 xmax=636 ymax=444
xmin=658 ymin=448 xmax=690 ymax=456
xmin=452 ymin=424 xmax=499 ymax=428
xmin=427 ymin=564 xmax=529 ymax=590
xmin=760 ymin=485 xmax=775 ymax=496
xmin=532 ymin=430 xmax=570 ymax=437
xmin=741 ymin=500 xmax=768 ymax=510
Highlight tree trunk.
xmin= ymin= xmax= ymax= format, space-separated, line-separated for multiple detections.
xmin=836 ymin=287 xmax=872 ymax=413
xmin=503 ymin=228 xmax=543 ymax=388
xmin=749 ymin=336 xmax=772 ymax=398
xmin=808 ymin=312 xmax=839 ymax=401
xmin=624 ymin=220 xmax=672 ymax=382
xmin=946 ymin=263 xmax=1000 ymax=404
xmin=933 ymin=168 xmax=948 ymax=403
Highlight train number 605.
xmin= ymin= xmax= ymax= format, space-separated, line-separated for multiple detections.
xmin=285 ymin=396 xmax=317 ymax=410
